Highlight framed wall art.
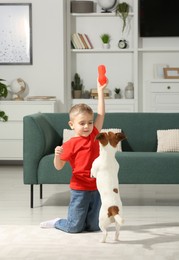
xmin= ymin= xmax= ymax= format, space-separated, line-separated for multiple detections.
xmin=164 ymin=68 xmax=179 ymax=79
xmin=153 ymin=64 xmax=169 ymax=79
xmin=0 ymin=3 xmax=32 ymax=65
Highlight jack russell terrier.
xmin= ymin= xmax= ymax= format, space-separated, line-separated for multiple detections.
xmin=91 ymin=131 xmax=126 ymax=243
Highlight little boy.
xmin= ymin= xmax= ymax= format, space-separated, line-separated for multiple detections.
xmin=40 ymin=80 xmax=107 ymax=232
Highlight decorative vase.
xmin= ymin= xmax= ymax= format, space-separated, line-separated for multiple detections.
xmin=125 ymin=82 xmax=134 ymax=99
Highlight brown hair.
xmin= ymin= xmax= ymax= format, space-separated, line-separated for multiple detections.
xmin=69 ymin=103 xmax=93 ymax=120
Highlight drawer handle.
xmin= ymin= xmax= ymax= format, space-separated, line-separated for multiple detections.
xmin=167 ymin=86 xmax=171 ymax=90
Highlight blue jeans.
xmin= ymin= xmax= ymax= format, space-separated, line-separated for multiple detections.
xmin=55 ymin=189 xmax=101 ymax=233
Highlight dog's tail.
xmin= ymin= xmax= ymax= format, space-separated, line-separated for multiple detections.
xmin=114 ymin=214 xmax=123 ymax=225
xmin=108 ymin=206 xmax=123 ymax=225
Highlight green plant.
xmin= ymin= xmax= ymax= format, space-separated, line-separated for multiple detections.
xmin=114 ymin=88 xmax=121 ymax=94
xmin=0 ymin=78 xmax=8 ymax=98
xmin=71 ymin=73 xmax=83 ymax=90
xmin=0 ymin=111 xmax=8 ymax=122
xmin=0 ymin=79 xmax=8 ymax=122
xmin=100 ymin=33 xmax=111 ymax=44
xmin=115 ymin=2 xmax=129 ymax=32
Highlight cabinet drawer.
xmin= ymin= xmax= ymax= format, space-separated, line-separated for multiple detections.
xmin=151 ymin=83 xmax=179 ymax=92
xmin=0 ymin=122 xmax=22 ymax=139
xmin=0 ymin=140 xmax=23 ymax=159
xmin=152 ymin=93 xmax=179 ymax=105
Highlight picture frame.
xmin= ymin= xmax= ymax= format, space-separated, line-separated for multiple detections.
xmin=163 ymin=68 xmax=179 ymax=79
xmin=153 ymin=64 xmax=169 ymax=79
xmin=0 ymin=3 xmax=32 ymax=65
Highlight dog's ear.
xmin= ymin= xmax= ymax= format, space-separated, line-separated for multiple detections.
xmin=95 ymin=132 xmax=108 ymax=146
xmin=115 ymin=132 xmax=126 ymax=142
xmin=108 ymin=132 xmax=126 ymax=147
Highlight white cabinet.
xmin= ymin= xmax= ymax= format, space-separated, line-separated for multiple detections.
xmin=144 ymin=80 xmax=179 ymax=112
xmin=0 ymin=101 xmax=57 ymax=160
xmin=66 ymin=0 xmax=138 ymax=112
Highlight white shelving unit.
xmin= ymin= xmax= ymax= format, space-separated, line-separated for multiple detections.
xmin=66 ymin=0 xmax=138 ymax=112
xmin=65 ymin=0 xmax=179 ymax=112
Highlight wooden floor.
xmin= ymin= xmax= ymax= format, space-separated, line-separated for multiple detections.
xmin=0 ymin=165 xmax=179 ymax=260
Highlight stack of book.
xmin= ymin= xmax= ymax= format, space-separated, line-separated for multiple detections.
xmin=90 ymin=88 xmax=110 ymax=99
xmin=71 ymin=33 xmax=93 ymax=49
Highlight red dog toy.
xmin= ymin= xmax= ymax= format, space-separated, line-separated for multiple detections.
xmin=98 ymin=65 xmax=107 ymax=85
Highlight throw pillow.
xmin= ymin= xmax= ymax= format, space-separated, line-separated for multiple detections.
xmin=157 ymin=129 xmax=179 ymax=152
xmin=63 ymin=128 xmax=122 ymax=151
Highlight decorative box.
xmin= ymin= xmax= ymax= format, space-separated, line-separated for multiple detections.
xmin=71 ymin=1 xmax=94 ymax=13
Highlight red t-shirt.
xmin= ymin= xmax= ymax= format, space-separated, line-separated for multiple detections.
xmin=60 ymin=127 xmax=99 ymax=190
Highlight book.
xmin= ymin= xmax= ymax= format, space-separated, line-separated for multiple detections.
xmin=76 ymin=33 xmax=85 ymax=49
xmin=79 ymin=33 xmax=88 ymax=49
xmin=71 ymin=35 xmax=78 ymax=49
xmin=71 ymin=34 xmax=79 ymax=49
xmin=72 ymin=33 xmax=82 ymax=49
xmin=82 ymin=34 xmax=92 ymax=49
xmin=84 ymin=34 xmax=93 ymax=49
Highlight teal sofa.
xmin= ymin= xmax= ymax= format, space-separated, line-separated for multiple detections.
xmin=23 ymin=112 xmax=179 ymax=207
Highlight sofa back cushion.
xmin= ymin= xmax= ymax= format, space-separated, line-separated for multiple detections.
xmin=41 ymin=112 xmax=179 ymax=152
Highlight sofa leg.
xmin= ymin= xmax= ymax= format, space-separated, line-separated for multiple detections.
xmin=40 ymin=184 xmax=43 ymax=199
xmin=30 ymin=185 xmax=34 ymax=208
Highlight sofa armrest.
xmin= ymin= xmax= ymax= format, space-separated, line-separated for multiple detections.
xmin=23 ymin=113 xmax=62 ymax=184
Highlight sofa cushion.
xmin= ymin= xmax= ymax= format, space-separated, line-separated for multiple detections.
xmin=157 ymin=129 xmax=179 ymax=152
xmin=115 ymin=151 xmax=179 ymax=184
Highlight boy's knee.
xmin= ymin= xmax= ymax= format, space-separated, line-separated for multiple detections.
xmin=85 ymin=223 xmax=100 ymax=232
xmin=67 ymin=227 xmax=83 ymax=233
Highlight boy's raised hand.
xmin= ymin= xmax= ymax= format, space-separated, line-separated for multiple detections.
xmin=97 ymin=78 xmax=108 ymax=91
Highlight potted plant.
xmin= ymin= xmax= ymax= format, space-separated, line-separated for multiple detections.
xmin=114 ymin=88 xmax=121 ymax=99
xmin=100 ymin=33 xmax=111 ymax=49
xmin=71 ymin=73 xmax=83 ymax=99
xmin=0 ymin=79 xmax=8 ymax=121
xmin=115 ymin=2 xmax=129 ymax=33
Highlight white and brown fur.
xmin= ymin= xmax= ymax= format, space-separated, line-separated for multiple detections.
xmin=91 ymin=131 xmax=126 ymax=243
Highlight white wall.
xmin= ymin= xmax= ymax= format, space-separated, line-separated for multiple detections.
xmin=0 ymin=0 xmax=67 ymax=111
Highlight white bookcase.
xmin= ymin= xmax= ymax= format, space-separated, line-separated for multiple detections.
xmin=65 ymin=0 xmax=179 ymax=112
xmin=0 ymin=101 xmax=57 ymax=161
xmin=66 ymin=0 xmax=138 ymax=112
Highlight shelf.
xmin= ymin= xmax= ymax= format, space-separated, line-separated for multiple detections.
xmin=71 ymin=98 xmax=136 ymax=112
xmin=71 ymin=48 xmax=134 ymax=53
xmin=72 ymin=99 xmax=135 ymax=104
xmin=71 ymin=12 xmax=134 ymax=17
